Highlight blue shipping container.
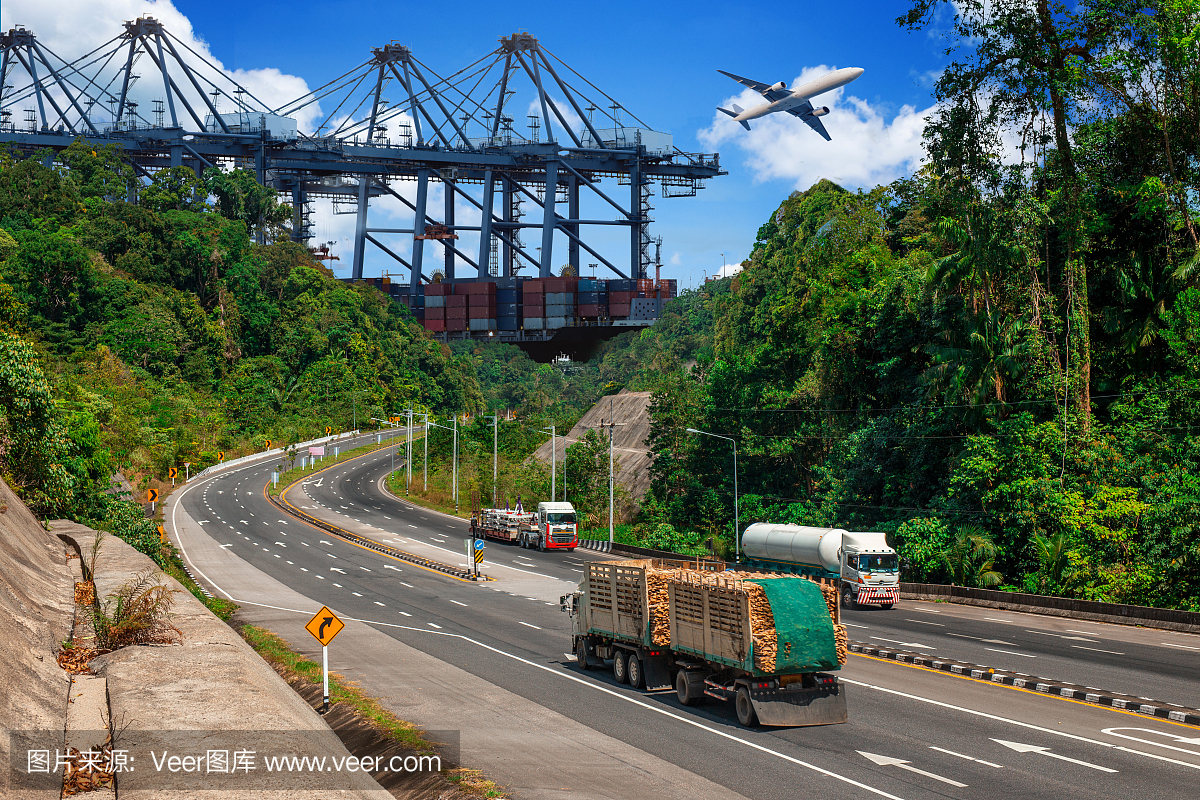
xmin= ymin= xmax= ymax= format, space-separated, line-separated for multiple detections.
xmin=497 ymin=289 xmax=520 ymax=303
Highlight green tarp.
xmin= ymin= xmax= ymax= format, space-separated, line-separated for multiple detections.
xmin=745 ymin=577 xmax=839 ymax=673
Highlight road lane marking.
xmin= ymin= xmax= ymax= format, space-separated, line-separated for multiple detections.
xmin=1161 ymin=642 xmax=1200 ymax=651
xmin=333 ymin=583 xmax=342 ymax=587
xmin=428 ymin=623 xmax=442 ymax=629
xmin=450 ymin=600 xmax=468 ymax=606
xmin=359 ymin=566 xmax=371 ymax=571
xmin=220 ymin=544 xmax=232 ymax=548
xmin=858 ymin=751 xmax=967 ymax=787
xmin=400 ymin=582 xmax=413 ymax=587
xmin=843 ymin=623 xmax=869 ymax=629
xmin=399 ymin=612 xmax=411 ymax=617
xmin=374 ymin=601 xmax=385 ymax=606
xmin=1027 ymin=630 xmax=1098 ymax=642
xmin=990 ymin=739 xmax=1116 ymax=772
xmin=946 ymin=632 xmax=1016 ymax=645
xmin=905 ymin=619 xmax=944 ymax=626
xmin=871 ymin=636 xmax=934 ymax=649
xmin=928 ymin=746 xmax=1003 ymax=768
xmin=518 ymin=621 xmax=541 ymax=630
xmin=1071 ymin=645 xmax=1124 ymax=655
xmin=1065 ymin=630 xmax=1099 ymax=636
xmin=986 ymin=647 xmax=1036 ymax=658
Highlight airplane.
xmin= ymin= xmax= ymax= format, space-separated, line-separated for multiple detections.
xmin=717 ymin=66 xmax=865 ymax=140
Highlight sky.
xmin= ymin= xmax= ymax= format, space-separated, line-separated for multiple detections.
xmin=2 ymin=0 xmax=953 ymax=289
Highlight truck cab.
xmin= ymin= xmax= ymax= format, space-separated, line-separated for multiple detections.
xmin=526 ymin=501 xmax=578 ymax=551
xmin=840 ymin=533 xmax=899 ymax=608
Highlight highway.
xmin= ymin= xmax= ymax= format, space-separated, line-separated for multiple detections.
xmin=167 ymin=436 xmax=1200 ymax=800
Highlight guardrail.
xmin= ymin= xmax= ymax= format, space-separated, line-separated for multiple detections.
xmin=189 ymin=430 xmax=365 ymax=482
xmin=901 ymin=582 xmax=1200 ymax=633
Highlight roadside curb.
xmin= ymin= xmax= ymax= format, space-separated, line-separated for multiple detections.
xmin=849 ymin=641 xmax=1200 ymax=725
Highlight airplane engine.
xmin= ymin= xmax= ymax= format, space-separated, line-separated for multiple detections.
xmin=810 ymin=106 xmax=831 ymax=117
xmin=767 ymin=81 xmax=786 ymax=92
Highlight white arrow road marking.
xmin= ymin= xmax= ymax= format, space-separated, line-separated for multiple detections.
xmin=330 ymin=568 xmax=346 ymax=573
xmin=871 ymin=636 xmax=934 ymax=649
xmin=1102 ymin=728 xmax=1200 ymax=756
xmin=945 ymin=632 xmax=1016 ymax=645
xmin=990 ymin=739 xmax=1117 ymax=772
xmin=928 ymin=746 xmax=1003 ymax=768
xmin=274 ymin=542 xmax=286 ymax=547
xmin=858 ymin=752 xmax=967 ymax=787
xmin=384 ymin=565 xmax=402 ymax=572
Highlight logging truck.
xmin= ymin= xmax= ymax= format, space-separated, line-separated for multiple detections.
xmin=561 ymin=559 xmax=848 ymax=727
xmin=470 ymin=508 xmax=536 ymax=545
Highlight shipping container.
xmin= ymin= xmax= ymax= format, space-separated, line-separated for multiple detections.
xmin=546 ymin=303 xmax=572 ymax=317
xmin=446 ymin=306 xmax=467 ymax=319
xmin=578 ymin=303 xmax=599 ymax=317
xmin=547 ymin=316 xmax=569 ymax=329
xmin=496 ymin=303 xmax=519 ymax=316
xmin=468 ymin=293 xmax=495 ymax=307
xmin=468 ymin=306 xmax=493 ymax=319
xmin=546 ymin=292 xmax=574 ymax=305
xmin=524 ymin=278 xmax=545 ymax=292
xmin=447 ymin=295 xmax=467 ymax=307
xmin=610 ymin=303 xmax=631 ymax=317
xmin=524 ymin=317 xmax=544 ymax=329
xmin=497 ymin=289 xmax=520 ymax=303
xmin=578 ymin=279 xmax=601 ymax=291
xmin=469 ymin=318 xmax=497 ymax=331
xmin=424 ymin=282 xmax=449 ymax=296
xmin=447 ymin=317 xmax=467 ymax=332
xmin=610 ymin=290 xmax=636 ymax=303
xmin=523 ymin=304 xmax=545 ymax=317
xmin=578 ymin=291 xmax=600 ymax=304
xmin=423 ymin=319 xmax=445 ymax=332
xmin=497 ymin=316 xmax=519 ymax=331
xmin=425 ymin=295 xmax=446 ymax=308
xmin=424 ymin=307 xmax=445 ymax=321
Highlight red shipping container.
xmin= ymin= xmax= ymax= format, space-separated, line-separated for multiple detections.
xmin=425 ymin=307 xmax=445 ymax=321
xmin=578 ymin=303 xmax=599 ymax=317
xmin=424 ymin=283 xmax=448 ymax=296
xmin=468 ymin=306 xmax=493 ymax=319
xmin=523 ymin=304 xmax=544 ymax=316
xmin=545 ymin=277 xmax=567 ymax=292
xmin=447 ymin=295 xmax=467 ymax=307
xmin=446 ymin=306 xmax=467 ymax=319
xmin=423 ymin=319 xmax=445 ymax=332
xmin=522 ymin=288 xmax=544 ymax=299
xmin=637 ymin=278 xmax=655 ymax=292
xmin=611 ymin=291 xmax=635 ymax=303
xmin=524 ymin=278 xmax=545 ymax=291
xmin=447 ymin=318 xmax=467 ymax=331
xmin=455 ymin=281 xmax=496 ymax=295
xmin=610 ymin=303 xmax=631 ymax=316
xmin=469 ymin=293 xmax=495 ymax=307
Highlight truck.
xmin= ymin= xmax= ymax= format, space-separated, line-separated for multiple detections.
xmin=470 ymin=508 xmax=537 ymax=545
xmin=523 ymin=501 xmax=578 ymax=551
xmin=741 ymin=524 xmax=899 ymax=609
xmin=562 ymin=558 xmax=848 ymax=727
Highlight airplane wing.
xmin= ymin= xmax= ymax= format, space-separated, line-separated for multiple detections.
xmin=717 ymin=70 xmax=792 ymax=102
xmin=786 ymin=100 xmax=832 ymax=141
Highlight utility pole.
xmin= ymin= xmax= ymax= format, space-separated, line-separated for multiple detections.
xmin=421 ymin=412 xmax=429 ymax=492
xmin=406 ymin=407 xmax=414 ymax=494
xmin=453 ymin=414 xmax=459 ymax=514
xmin=489 ymin=414 xmax=499 ymax=507
xmin=609 ymin=397 xmax=615 ymax=546
xmin=540 ymin=425 xmax=557 ymax=501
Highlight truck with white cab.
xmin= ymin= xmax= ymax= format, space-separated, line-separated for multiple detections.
xmin=522 ymin=501 xmax=578 ymax=551
xmin=741 ymin=525 xmax=899 ymax=608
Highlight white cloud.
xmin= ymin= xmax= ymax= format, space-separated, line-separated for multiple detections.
xmin=717 ymin=263 xmax=743 ymax=279
xmin=1 ymin=0 xmax=315 ymax=132
xmin=699 ymin=65 xmax=935 ymax=191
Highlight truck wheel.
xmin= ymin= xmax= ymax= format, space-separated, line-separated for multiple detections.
xmin=627 ymin=654 xmax=644 ymax=689
xmin=612 ymin=651 xmax=628 ymax=684
xmin=841 ymin=587 xmax=857 ymax=609
xmin=881 ymin=603 xmax=894 ymax=610
xmin=735 ymin=686 xmax=758 ymax=727
xmin=538 ymin=537 xmax=546 ymax=552
xmin=676 ymin=671 xmax=696 ymax=706
xmin=575 ymin=639 xmax=590 ymax=671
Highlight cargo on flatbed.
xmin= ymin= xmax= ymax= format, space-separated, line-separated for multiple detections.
xmin=562 ymin=558 xmax=848 ymax=727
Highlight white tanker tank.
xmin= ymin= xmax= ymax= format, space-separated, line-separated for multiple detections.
xmin=741 ymin=524 xmax=900 ymax=609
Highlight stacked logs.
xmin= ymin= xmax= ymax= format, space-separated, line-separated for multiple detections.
xmin=646 ymin=568 xmax=672 ymax=647
xmin=833 ymin=623 xmax=849 ymax=665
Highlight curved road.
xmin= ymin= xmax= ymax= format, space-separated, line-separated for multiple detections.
xmin=167 ymin=436 xmax=1200 ymax=800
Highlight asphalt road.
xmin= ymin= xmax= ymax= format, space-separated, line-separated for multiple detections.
xmin=843 ymin=602 xmax=1200 ymax=710
xmin=170 ymin=439 xmax=1200 ymax=800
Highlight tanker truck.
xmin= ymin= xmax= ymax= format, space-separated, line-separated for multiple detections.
xmin=562 ymin=558 xmax=848 ymax=727
xmin=741 ymin=525 xmax=899 ymax=609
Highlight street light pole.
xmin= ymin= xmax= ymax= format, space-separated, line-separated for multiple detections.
xmin=539 ymin=425 xmax=557 ymax=501
xmin=406 ymin=407 xmax=414 ymax=494
xmin=686 ymin=427 xmax=740 ymax=559
xmin=489 ymin=414 xmax=498 ymax=508
xmin=453 ymin=414 xmax=459 ymax=513
xmin=421 ymin=412 xmax=429 ymax=492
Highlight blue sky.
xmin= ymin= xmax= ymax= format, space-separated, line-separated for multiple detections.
xmin=5 ymin=0 xmax=951 ymax=287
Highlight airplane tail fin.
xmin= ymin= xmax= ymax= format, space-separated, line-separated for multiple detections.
xmin=718 ymin=105 xmax=751 ymax=130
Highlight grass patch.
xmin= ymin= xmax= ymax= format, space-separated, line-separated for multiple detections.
xmin=384 ymin=467 xmax=472 ymax=519
xmin=447 ymin=768 xmax=509 ymax=798
xmin=237 ymin=624 xmax=435 ymax=754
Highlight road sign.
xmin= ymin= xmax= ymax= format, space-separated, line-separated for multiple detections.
xmin=168 ymin=467 xmax=178 ymax=480
xmin=474 ymin=539 xmax=485 ymax=550
xmin=146 ymin=488 xmax=158 ymax=503
xmin=305 ymin=605 xmax=344 ymax=646
xmin=325 ymin=426 xmax=332 ymax=436
xmin=217 ymin=451 xmax=225 ymax=462
xmin=474 ymin=549 xmax=484 ymax=564
xmin=157 ymin=524 xmax=166 ymax=543
xmin=264 ymin=439 xmax=272 ymax=450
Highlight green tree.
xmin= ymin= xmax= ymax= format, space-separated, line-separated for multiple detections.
xmin=204 ymin=167 xmax=292 ymax=242
xmin=940 ymin=525 xmax=1004 ymax=587
xmin=140 ymin=166 xmax=208 ymax=213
